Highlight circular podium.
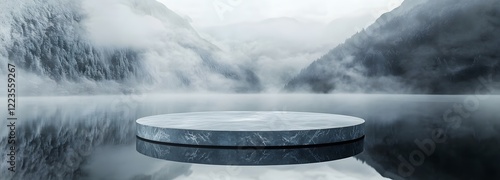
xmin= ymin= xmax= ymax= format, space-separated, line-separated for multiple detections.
xmin=136 ymin=111 xmax=365 ymax=165
xmin=136 ymin=111 xmax=364 ymax=147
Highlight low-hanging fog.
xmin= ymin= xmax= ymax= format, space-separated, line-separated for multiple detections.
xmin=1 ymin=0 xmax=498 ymax=95
xmin=0 ymin=0 xmax=402 ymax=95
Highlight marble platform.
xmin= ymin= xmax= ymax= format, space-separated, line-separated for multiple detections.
xmin=136 ymin=111 xmax=365 ymax=147
xmin=136 ymin=137 xmax=364 ymax=165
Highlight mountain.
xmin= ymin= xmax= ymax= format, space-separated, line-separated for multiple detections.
xmin=201 ymin=16 xmax=380 ymax=92
xmin=285 ymin=0 xmax=500 ymax=94
xmin=0 ymin=0 xmax=261 ymax=95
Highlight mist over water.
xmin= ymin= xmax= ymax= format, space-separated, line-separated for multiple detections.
xmin=1 ymin=94 xmax=499 ymax=179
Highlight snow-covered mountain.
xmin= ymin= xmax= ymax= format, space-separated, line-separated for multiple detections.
xmin=0 ymin=0 xmax=261 ymax=95
xmin=285 ymin=0 xmax=500 ymax=94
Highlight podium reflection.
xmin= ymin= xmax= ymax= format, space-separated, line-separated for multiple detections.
xmin=136 ymin=137 xmax=364 ymax=165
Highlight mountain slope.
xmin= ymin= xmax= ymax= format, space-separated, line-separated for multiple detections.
xmin=0 ymin=0 xmax=260 ymax=95
xmin=285 ymin=0 xmax=500 ymax=94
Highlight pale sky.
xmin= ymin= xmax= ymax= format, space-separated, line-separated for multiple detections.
xmin=157 ymin=0 xmax=403 ymax=27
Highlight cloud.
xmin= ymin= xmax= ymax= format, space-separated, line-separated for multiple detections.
xmin=157 ymin=0 xmax=402 ymax=27
xmin=199 ymin=14 xmax=383 ymax=92
xmin=82 ymin=0 xmax=166 ymax=48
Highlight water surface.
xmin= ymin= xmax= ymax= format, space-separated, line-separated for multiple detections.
xmin=1 ymin=94 xmax=499 ymax=180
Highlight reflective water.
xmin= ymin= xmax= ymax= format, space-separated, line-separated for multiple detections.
xmin=1 ymin=94 xmax=499 ymax=180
